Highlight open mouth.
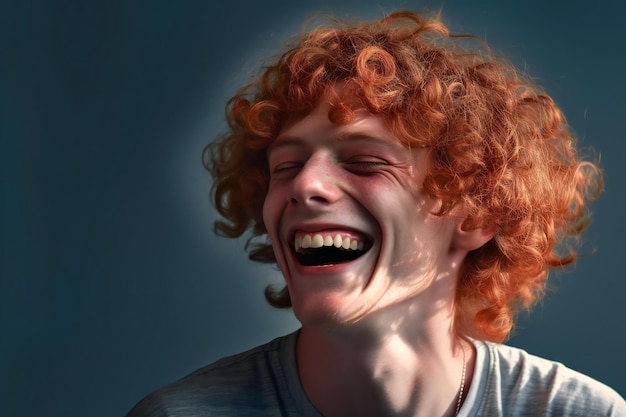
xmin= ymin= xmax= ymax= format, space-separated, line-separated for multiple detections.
xmin=293 ymin=232 xmax=371 ymax=267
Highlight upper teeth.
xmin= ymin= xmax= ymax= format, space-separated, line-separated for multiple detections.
xmin=295 ymin=233 xmax=365 ymax=252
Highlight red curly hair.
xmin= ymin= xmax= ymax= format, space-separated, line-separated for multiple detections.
xmin=204 ymin=10 xmax=602 ymax=342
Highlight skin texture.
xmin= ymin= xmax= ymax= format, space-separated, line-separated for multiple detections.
xmin=262 ymin=96 xmax=493 ymax=416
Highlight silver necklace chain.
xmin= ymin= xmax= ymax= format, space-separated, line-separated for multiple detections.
xmin=455 ymin=343 xmax=467 ymax=416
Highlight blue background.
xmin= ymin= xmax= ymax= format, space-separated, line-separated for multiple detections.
xmin=2 ymin=1 xmax=625 ymax=416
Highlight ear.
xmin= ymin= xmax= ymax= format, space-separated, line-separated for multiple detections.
xmin=452 ymin=218 xmax=496 ymax=251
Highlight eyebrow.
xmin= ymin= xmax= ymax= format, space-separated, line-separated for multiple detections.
xmin=267 ymin=131 xmax=398 ymax=153
xmin=267 ymin=136 xmax=304 ymax=153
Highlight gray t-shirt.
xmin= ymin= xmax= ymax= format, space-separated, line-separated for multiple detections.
xmin=126 ymin=330 xmax=626 ymax=416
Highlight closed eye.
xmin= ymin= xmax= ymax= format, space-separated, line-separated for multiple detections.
xmin=343 ymin=159 xmax=389 ymax=175
xmin=271 ymin=162 xmax=303 ymax=176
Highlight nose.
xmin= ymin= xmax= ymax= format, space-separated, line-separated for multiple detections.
xmin=288 ymin=153 xmax=342 ymax=206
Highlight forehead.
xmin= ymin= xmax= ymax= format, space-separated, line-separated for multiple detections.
xmin=270 ymin=101 xmax=403 ymax=152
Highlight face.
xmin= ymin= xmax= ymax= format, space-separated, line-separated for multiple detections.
xmin=262 ymin=99 xmax=466 ymax=328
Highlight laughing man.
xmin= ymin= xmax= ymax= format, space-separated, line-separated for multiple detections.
xmin=127 ymin=10 xmax=626 ymax=417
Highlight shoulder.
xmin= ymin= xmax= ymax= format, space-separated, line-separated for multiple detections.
xmin=473 ymin=341 xmax=626 ymax=416
xmin=125 ymin=332 xmax=300 ymax=417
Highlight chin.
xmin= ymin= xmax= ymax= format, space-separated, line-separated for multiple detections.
xmin=290 ymin=287 xmax=381 ymax=331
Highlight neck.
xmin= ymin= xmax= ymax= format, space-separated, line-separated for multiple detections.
xmin=296 ymin=294 xmax=474 ymax=417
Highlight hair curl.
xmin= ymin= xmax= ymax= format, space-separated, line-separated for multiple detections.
xmin=204 ymin=10 xmax=603 ymax=342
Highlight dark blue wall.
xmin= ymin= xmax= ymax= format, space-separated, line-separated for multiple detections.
xmin=2 ymin=1 xmax=625 ymax=416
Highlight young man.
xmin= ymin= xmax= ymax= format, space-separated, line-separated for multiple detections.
xmin=127 ymin=10 xmax=626 ymax=417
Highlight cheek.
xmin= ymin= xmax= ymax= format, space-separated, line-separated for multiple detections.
xmin=262 ymin=186 xmax=282 ymax=235
xmin=261 ymin=194 xmax=273 ymax=233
